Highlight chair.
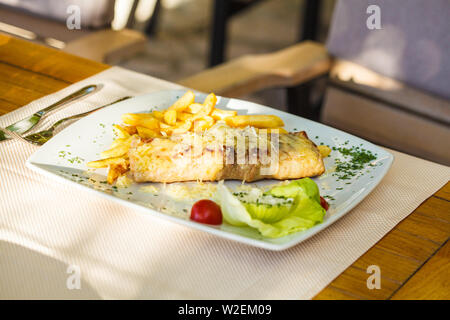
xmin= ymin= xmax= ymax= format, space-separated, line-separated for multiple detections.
xmin=180 ymin=0 xmax=450 ymax=165
xmin=0 ymin=0 xmax=147 ymax=64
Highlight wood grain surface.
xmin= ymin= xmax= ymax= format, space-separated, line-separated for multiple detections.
xmin=1 ymin=33 xmax=448 ymax=300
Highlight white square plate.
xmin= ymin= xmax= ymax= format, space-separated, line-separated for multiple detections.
xmin=27 ymin=90 xmax=393 ymax=250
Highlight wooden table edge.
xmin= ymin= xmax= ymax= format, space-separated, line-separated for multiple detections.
xmin=313 ymin=182 xmax=449 ymax=300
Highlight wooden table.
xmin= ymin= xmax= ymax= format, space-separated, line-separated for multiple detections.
xmin=1 ymin=34 xmax=449 ymax=300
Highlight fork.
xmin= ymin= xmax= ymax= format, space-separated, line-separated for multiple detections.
xmin=21 ymin=96 xmax=132 ymax=146
xmin=0 ymin=84 xmax=101 ymax=142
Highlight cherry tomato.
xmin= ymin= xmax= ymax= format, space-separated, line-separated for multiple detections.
xmin=190 ymin=200 xmax=223 ymax=225
xmin=320 ymin=196 xmax=329 ymax=211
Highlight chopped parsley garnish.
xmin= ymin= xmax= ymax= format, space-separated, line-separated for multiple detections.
xmin=331 ymin=145 xmax=377 ymax=181
xmin=67 ymin=156 xmax=84 ymax=164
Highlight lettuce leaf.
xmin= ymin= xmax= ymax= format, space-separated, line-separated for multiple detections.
xmin=215 ymin=178 xmax=325 ymax=238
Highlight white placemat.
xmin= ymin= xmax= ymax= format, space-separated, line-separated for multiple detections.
xmin=1 ymin=66 xmax=449 ymax=299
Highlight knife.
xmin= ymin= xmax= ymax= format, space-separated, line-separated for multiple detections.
xmin=0 ymin=84 xmax=101 ymax=142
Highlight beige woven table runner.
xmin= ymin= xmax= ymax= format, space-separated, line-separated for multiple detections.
xmin=1 ymin=67 xmax=449 ymax=299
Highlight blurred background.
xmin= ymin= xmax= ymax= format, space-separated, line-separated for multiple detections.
xmin=0 ymin=0 xmax=335 ymax=108
xmin=0 ymin=0 xmax=449 ymax=165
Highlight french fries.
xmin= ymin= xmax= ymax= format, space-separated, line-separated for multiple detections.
xmin=122 ymin=113 xmax=151 ymax=124
xmin=122 ymin=125 xmax=137 ymax=135
xmin=112 ymin=124 xmax=130 ymax=139
xmin=87 ymin=156 xmax=128 ymax=169
xmin=122 ymin=113 xmax=159 ymax=130
xmin=193 ymin=116 xmax=214 ymax=132
xmin=90 ymin=91 xmax=291 ymax=185
xmin=211 ymin=109 xmax=237 ymax=120
xmin=110 ymin=137 xmax=130 ymax=149
xmin=159 ymin=122 xmax=173 ymax=135
xmin=187 ymin=103 xmax=203 ymax=114
xmin=152 ymin=110 xmax=164 ymax=120
xmin=163 ymin=109 xmax=177 ymax=125
xmin=172 ymin=119 xmax=193 ymax=134
xmin=199 ymin=93 xmax=216 ymax=116
xmin=100 ymin=136 xmax=133 ymax=159
xmin=168 ymin=90 xmax=195 ymax=112
xmin=225 ymin=115 xmax=284 ymax=128
xmin=137 ymin=126 xmax=160 ymax=138
xmin=107 ymin=162 xmax=129 ymax=184
xmin=177 ymin=112 xmax=193 ymax=121
xmin=87 ymin=155 xmax=130 ymax=185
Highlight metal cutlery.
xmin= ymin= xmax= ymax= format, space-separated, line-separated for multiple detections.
xmin=0 ymin=84 xmax=101 ymax=142
xmin=21 ymin=96 xmax=131 ymax=146
xmin=0 ymin=126 xmax=31 ymax=144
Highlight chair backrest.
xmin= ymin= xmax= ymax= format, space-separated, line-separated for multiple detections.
xmin=0 ymin=0 xmax=115 ymax=28
xmin=326 ymin=0 xmax=450 ymax=100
